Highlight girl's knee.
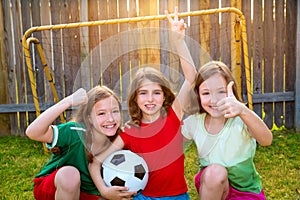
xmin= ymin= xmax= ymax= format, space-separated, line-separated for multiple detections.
xmin=55 ymin=166 xmax=81 ymax=191
xmin=201 ymin=164 xmax=228 ymax=185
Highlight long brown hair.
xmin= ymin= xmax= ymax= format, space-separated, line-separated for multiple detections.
xmin=194 ymin=61 xmax=243 ymax=114
xmin=127 ymin=67 xmax=175 ymax=125
xmin=74 ymin=85 xmax=122 ymax=163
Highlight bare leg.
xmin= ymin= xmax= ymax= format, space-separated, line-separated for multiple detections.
xmin=198 ymin=164 xmax=229 ymax=200
xmin=54 ymin=166 xmax=81 ymax=200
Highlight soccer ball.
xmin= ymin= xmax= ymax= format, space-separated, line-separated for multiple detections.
xmin=101 ymin=150 xmax=149 ymax=192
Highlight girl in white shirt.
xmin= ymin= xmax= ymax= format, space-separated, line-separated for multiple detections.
xmin=182 ymin=61 xmax=272 ymax=200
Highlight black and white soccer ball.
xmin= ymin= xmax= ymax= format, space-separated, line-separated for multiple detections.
xmin=101 ymin=150 xmax=149 ymax=192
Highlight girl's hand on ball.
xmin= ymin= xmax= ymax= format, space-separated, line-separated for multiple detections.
xmin=101 ymin=186 xmax=136 ymax=200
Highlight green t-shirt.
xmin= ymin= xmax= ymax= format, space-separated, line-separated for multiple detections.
xmin=35 ymin=122 xmax=100 ymax=195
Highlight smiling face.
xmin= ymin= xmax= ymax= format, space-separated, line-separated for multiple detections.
xmin=89 ymin=96 xmax=121 ymax=137
xmin=199 ymin=74 xmax=227 ymax=118
xmin=136 ymin=79 xmax=165 ymax=123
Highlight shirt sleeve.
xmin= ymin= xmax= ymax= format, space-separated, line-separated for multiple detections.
xmin=119 ymin=131 xmax=130 ymax=149
xmin=45 ymin=125 xmax=59 ymax=149
xmin=45 ymin=122 xmax=85 ymax=149
xmin=181 ymin=117 xmax=193 ymax=140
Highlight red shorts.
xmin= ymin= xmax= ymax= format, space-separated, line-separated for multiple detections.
xmin=33 ymin=169 xmax=99 ymax=200
xmin=194 ymin=167 xmax=266 ymax=200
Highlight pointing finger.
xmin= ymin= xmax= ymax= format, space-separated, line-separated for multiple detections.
xmin=227 ymin=81 xmax=235 ymax=98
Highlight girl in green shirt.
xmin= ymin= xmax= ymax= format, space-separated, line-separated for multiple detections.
xmin=26 ymin=85 xmax=136 ymax=200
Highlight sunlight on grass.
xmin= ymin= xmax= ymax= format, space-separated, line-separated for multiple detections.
xmin=0 ymin=130 xmax=299 ymax=199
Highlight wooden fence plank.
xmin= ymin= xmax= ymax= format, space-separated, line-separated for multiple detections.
xmin=196 ymin=0 xmax=211 ymax=70
xmin=252 ymin=92 xmax=294 ymax=103
xmin=138 ymin=0 xmax=160 ymax=72
xmin=189 ymin=0 xmax=200 ymax=70
xmin=158 ymin=0 xmax=171 ymax=96
xmin=79 ymin=0 xmax=90 ymax=90
xmin=199 ymin=0 xmax=210 ymax=67
xmin=0 ymin=1 xmax=10 ymax=135
xmin=178 ymin=0 xmax=188 ymax=81
xmin=118 ymin=0 xmax=130 ymax=122
xmin=296 ymin=0 xmax=300 ymax=131
xmin=0 ymin=102 xmax=128 ymax=113
xmin=12 ymin=0 xmax=26 ymax=135
xmin=273 ymin=1 xmax=284 ymax=128
xmin=62 ymin=0 xmax=81 ymax=96
xmin=40 ymin=0 xmax=54 ymax=103
xmin=242 ymin=0 xmax=252 ymax=103
xmin=2 ymin=0 xmax=18 ymax=135
xmin=108 ymin=0 xmax=120 ymax=95
xmin=220 ymin=0 xmax=231 ymax=66
xmin=32 ymin=0 xmax=49 ymax=123
xmin=210 ymin=0 xmax=220 ymax=61
xmin=285 ymin=0 xmax=297 ymax=129
xmin=50 ymin=0 xmax=64 ymax=100
xmin=138 ymin=0 xmax=150 ymax=66
xmin=167 ymin=1 xmax=184 ymax=93
xmin=22 ymin=1 xmax=35 ymax=127
xmin=128 ymin=0 xmax=139 ymax=73
xmin=252 ymin=0 xmax=263 ymax=118
xmin=230 ymin=0 xmax=240 ymax=95
xmin=32 ymin=0 xmax=44 ymax=106
xmin=99 ymin=0 xmax=111 ymax=87
xmin=119 ymin=0 xmax=130 ymax=94
xmin=148 ymin=1 xmax=160 ymax=66
xmin=0 ymin=103 xmax=55 ymax=113
xmin=62 ymin=0 xmax=81 ymax=120
xmin=165 ymin=1 xmax=181 ymax=93
xmin=159 ymin=0 xmax=170 ymax=83
xmin=88 ymin=0 xmax=100 ymax=88
xmin=263 ymin=0 xmax=274 ymax=128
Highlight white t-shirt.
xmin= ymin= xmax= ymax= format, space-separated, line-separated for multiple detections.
xmin=182 ymin=113 xmax=263 ymax=193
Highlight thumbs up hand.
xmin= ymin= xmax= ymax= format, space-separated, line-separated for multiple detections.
xmin=217 ymin=81 xmax=246 ymax=118
xmin=226 ymin=81 xmax=235 ymax=98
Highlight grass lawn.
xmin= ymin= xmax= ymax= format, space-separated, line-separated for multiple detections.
xmin=0 ymin=130 xmax=299 ymax=199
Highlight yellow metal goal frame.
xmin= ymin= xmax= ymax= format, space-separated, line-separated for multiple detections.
xmin=22 ymin=7 xmax=252 ymax=119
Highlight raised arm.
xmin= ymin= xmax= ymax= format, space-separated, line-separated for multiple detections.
xmin=166 ymin=7 xmax=197 ymax=119
xmin=25 ymin=88 xmax=87 ymax=143
xmin=166 ymin=7 xmax=197 ymax=84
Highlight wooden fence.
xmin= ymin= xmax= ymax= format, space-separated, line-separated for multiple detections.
xmin=0 ymin=0 xmax=298 ymax=136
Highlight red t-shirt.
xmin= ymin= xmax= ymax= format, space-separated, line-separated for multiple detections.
xmin=120 ymin=107 xmax=188 ymax=197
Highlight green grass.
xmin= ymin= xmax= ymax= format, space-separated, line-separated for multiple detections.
xmin=0 ymin=136 xmax=50 ymax=200
xmin=0 ymin=131 xmax=299 ymax=199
